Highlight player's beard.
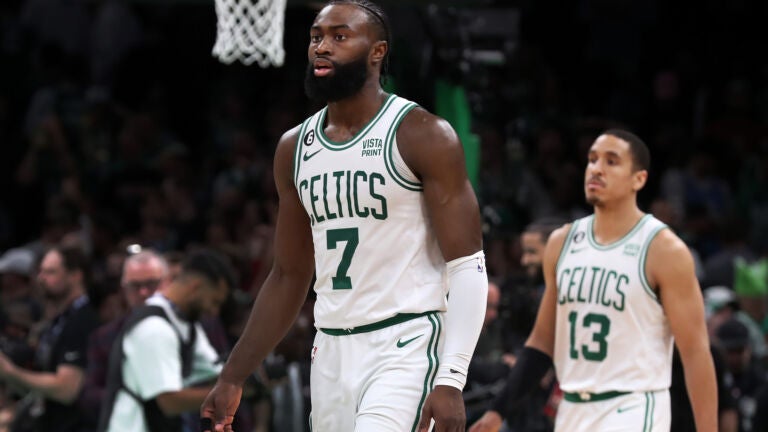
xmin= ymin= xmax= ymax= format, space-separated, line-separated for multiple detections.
xmin=304 ymin=55 xmax=369 ymax=103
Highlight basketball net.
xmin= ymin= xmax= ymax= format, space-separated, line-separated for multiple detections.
xmin=212 ymin=0 xmax=286 ymax=67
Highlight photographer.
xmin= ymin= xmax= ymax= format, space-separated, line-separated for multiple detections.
xmin=0 ymin=246 xmax=99 ymax=432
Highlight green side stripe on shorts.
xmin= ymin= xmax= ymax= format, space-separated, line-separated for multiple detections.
xmin=642 ymin=391 xmax=656 ymax=432
xmin=428 ymin=313 xmax=442 ymax=390
xmin=411 ymin=313 xmax=438 ymax=432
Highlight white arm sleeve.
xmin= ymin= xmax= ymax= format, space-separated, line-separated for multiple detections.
xmin=434 ymin=250 xmax=488 ymax=390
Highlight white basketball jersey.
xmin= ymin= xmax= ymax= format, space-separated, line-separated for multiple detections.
xmin=553 ymin=214 xmax=673 ymax=393
xmin=293 ymin=95 xmax=447 ymax=329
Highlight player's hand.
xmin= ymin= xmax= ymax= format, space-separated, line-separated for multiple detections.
xmin=200 ymin=379 xmax=242 ymax=432
xmin=418 ymin=385 xmax=466 ymax=431
xmin=468 ymin=410 xmax=503 ymax=432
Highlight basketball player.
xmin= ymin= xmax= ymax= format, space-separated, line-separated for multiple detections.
xmin=200 ymin=1 xmax=487 ymax=431
xmin=470 ymin=130 xmax=717 ymax=432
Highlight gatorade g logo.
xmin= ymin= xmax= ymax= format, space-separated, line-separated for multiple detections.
xmin=304 ymin=130 xmax=315 ymax=146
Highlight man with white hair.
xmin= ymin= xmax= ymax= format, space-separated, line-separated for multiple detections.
xmin=79 ymin=249 xmax=172 ymax=426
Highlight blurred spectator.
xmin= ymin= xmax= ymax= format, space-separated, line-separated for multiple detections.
xmin=97 ymin=249 xmax=232 ymax=432
xmin=0 ymin=300 xmax=38 ymax=369
xmin=704 ymin=286 xmax=767 ymax=363
xmin=702 ymin=218 xmax=756 ymax=289
xmin=669 ymin=345 xmax=738 ymax=432
xmin=0 ymin=245 xmax=99 ymax=432
xmin=163 ymin=251 xmax=185 ymax=281
xmin=0 ymin=297 xmax=40 ymax=432
xmin=732 ymin=258 xmax=768 ymax=333
xmin=0 ymin=248 xmax=37 ymax=305
xmin=467 ymin=281 xmax=514 ymax=390
xmin=79 ymin=249 xmax=171 ymax=428
xmin=162 ymin=250 xmax=262 ymax=431
xmin=469 ymin=219 xmax=563 ymax=432
xmin=715 ymin=318 xmax=767 ymax=432
xmin=498 ymin=219 xmax=564 ymax=353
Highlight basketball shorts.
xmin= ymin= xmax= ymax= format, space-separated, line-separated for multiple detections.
xmin=309 ymin=311 xmax=444 ymax=432
xmin=555 ymin=389 xmax=670 ymax=432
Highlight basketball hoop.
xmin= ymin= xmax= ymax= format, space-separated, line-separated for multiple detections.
xmin=212 ymin=0 xmax=286 ymax=67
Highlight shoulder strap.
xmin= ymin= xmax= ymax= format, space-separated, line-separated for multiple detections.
xmin=97 ymin=306 xmax=188 ymax=432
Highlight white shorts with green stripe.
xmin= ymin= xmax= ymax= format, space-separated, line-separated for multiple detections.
xmin=309 ymin=311 xmax=444 ymax=432
xmin=555 ymin=389 xmax=670 ymax=432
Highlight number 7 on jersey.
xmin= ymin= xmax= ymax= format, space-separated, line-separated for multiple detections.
xmin=327 ymin=228 xmax=359 ymax=290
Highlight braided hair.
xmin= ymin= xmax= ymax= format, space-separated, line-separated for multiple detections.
xmin=327 ymin=0 xmax=391 ymax=83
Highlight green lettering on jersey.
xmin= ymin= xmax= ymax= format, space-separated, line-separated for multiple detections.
xmin=601 ymin=271 xmax=617 ymax=307
xmin=301 ymin=170 xmax=389 ymax=225
xmin=566 ymin=267 xmax=580 ymax=303
xmin=333 ymin=171 xmax=345 ymax=218
xmin=568 ymin=311 xmax=612 ymax=362
xmin=588 ymin=267 xmax=604 ymax=304
xmin=346 ymin=170 xmax=354 ymax=217
xmin=322 ymin=173 xmax=337 ymax=220
xmin=558 ymin=268 xmax=571 ymax=305
xmin=353 ymin=171 xmax=370 ymax=218
xmin=614 ymin=274 xmax=628 ymax=311
xmin=558 ymin=266 xmax=630 ymax=313
xmin=309 ymin=175 xmax=324 ymax=224
xmin=576 ymin=266 xmax=588 ymax=302
xmin=299 ymin=179 xmax=314 ymax=225
xmin=369 ymin=173 xmax=388 ymax=220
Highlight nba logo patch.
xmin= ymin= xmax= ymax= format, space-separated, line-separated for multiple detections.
xmin=476 ymin=256 xmax=485 ymax=272
xmin=311 ymin=346 xmax=318 ymax=364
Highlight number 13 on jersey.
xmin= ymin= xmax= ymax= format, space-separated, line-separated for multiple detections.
xmin=568 ymin=311 xmax=612 ymax=361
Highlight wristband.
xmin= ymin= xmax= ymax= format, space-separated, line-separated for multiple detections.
xmin=491 ymin=346 xmax=552 ymax=418
xmin=434 ymin=251 xmax=488 ymax=390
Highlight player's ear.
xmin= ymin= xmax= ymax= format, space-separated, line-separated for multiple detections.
xmin=632 ymin=169 xmax=648 ymax=192
xmin=370 ymin=40 xmax=387 ymax=66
